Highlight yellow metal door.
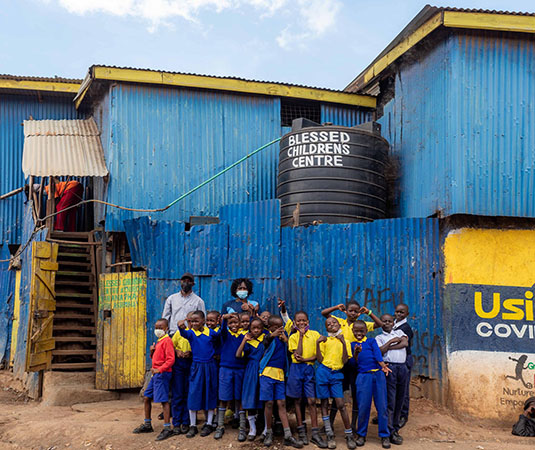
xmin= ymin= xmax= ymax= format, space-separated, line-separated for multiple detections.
xmin=25 ymin=242 xmax=59 ymax=372
xmin=96 ymin=272 xmax=147 ymax=390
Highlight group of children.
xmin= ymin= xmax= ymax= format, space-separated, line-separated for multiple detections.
xmin=133 ymin=299 xmax=414 ymax=449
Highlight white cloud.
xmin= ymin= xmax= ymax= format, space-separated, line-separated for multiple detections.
xmin=49 ymin=0 xmax=341 ymax=46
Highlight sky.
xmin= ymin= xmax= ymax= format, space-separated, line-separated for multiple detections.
xmin=1 ymin=0 xmax=535 ymax=90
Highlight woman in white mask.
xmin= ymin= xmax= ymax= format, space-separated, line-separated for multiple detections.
xmin=221 ymin=278 xmax=261 ymax=317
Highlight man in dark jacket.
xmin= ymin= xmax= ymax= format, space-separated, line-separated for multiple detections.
xmin=512 ymin=397 xmax=535 ymax=437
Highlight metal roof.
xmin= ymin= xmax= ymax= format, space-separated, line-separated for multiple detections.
xmin=345 ymin=5 xmax=535 ymax=93
xmin=0 ymin=74 xmax=81 ymax=94
xmin=74 ymin=65 xmax=376 ymax=109
xmin=22 ymin=118 xmax=108 ymax=177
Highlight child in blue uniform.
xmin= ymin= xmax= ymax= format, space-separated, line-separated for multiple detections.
xmin=287 ymin=311 xmax=326 ymax=448
xmin=316 ymin=317 xmax=356 ymax=449
xmin=351 ymin=320 xmax=391 ymax=449
xmin=214 ymin=314 xmax=247 ymax=441
xmin=171 ymin=328 xmax=192 ymax=435
xmin=178 ymin=310 xmax=221 ymax=438
xmin=236 ymin=317 xmax=266 ymax=441
xmin=259 ymin=315 xmax=303 ymax=448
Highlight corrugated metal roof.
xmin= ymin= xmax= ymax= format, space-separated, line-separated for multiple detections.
xmin=345 ymin=5 xmax=535 ymax=93
xmin=22 ymin=118 xmax=108 ymax=177
xmin=0 ymin=74 xmax=81 ymax=83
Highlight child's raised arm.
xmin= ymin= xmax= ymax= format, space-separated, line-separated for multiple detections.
xmin=235 ymin=333 xmax=250 ymax=359
xmin=321 ymin=303 xmax=345 ymax=318
xmin=316 ymin=336 xmax=326 ymax=363
xmin=338 ymin=334 xmax=349 ymax=364
xmin=358 ymin=306 xmax=383 ymax=329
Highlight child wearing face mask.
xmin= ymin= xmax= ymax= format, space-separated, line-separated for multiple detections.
xmin=133 ymin=318 xmax=175 ymax=441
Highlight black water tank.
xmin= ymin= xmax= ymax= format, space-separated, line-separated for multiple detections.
xmin=277 ymin=119 xmax=388 ymax=225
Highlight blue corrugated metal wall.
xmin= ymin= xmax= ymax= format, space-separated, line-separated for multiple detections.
xmin=379 ymin=30 xmax=535 ymax=218
xmin=0 ymin=245 xmax=15 ymax=365
xmin=0 ymin=93 xmax=82 ymax=244
xmin=125 ymin=200 xmax=443 ymax=381
xmin=96 ymin=83 xmax=372 ymax=231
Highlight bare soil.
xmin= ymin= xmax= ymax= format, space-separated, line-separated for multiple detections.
xmin=0 ymin=371 xmax=533 ymax=450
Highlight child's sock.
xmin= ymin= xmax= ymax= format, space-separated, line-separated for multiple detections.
xmin=239 ymin=410 xmax=246 ymax=430
xmin=344 ymin=428 xmax=352 ymax=436
xmin=311 ymin=427 xmax=320 ymax=435
xmin=283 ymin=427 xmax=292 ymax=439
xmin=263 ymin=422 xmax=268 ymax=435
xmin=163 ymin=422 xmax=171 ymax=429
xmin=217 ymin=408 xmax=226 ymax=428
xmin=189 ymin=410 xmax=197 ymax=427
xmin=323 ymin=416 xmax=333 ymax=435
xmin=247 ymin=414 xmax=257 ymax=436
xmin=144 ymin=418 xmax=152 ymax=424
xmin=206 ymin=409 xmax=214 ymax=425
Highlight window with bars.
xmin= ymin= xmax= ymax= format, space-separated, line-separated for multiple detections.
xmin=280 ymin=99 xmax=321 ymax=127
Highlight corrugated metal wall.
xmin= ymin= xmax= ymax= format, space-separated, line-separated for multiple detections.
xmin=0 ymin=245 xmax=15 ymax=364
xmin=0 ymin=93 xmax=82 ymax=244
xmin=125 ymin=200 xmax=443 ymax=382
xmin=321 ymin=104 xmax=373 ymax=127
xmin=379 ymin=30 xmax=535 ymax=218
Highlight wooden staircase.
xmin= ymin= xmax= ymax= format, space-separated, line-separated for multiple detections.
xmin=49 ymin=232 xmax=98 ymax=370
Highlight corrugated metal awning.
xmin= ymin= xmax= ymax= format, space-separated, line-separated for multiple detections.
xmin=22 ymin=118 xmax=108 ymax=177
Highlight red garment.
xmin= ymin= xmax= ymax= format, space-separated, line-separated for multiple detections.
xmin=152 ymin=335 xmax=175 ymax=372
xmin=54 ymin=183 xmax=83 ymax=231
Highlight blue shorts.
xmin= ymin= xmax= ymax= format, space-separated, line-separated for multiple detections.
xmin=286 ymin=363 xmax=316 ymax=399
xmin=144 ymin=371 xmax=172 ymax=403
xmin=219 ymin=366 xmax=245 ymax=401
xmin=259 ymin=375 xmax=286 ymax=401
xmin=316 ymin=363 xmax=344 ymax=399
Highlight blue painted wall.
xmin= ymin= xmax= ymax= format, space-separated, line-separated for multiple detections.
xmin=379 ymin=30 xmax=535 ymax=218
xmin=92 ymin=83 xmax=372 ymax=231
xmin=0 ymin=92 xmax=82 ymax=244
xmin=125 ymin=200 xmax=443 ymax=382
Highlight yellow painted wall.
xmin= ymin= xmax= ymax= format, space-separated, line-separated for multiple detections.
xmin=9 ymin=270 xmax=21 ymax=367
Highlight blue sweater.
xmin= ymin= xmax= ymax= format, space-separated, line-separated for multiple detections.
xmin=220 ymin=320 xmax=247 ymax=369
xmin=351 ymin=337 xmax=383 ymax=373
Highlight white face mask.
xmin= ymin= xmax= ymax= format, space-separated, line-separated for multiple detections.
xmin=328 ymin=329 xmax=343 ymax=338
xmin=236 ymin=290 xmax=248 ymax=299
xmin=154 ymin=329 xmax=166 ymax=339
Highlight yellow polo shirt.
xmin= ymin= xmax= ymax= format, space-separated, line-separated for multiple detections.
xmin=288 ymin=329 xmax=321 ymax=364
xmin=172 ymin=332 xmax=191 ymax=352
xmin=333 ymin=316 xmax=375 ymax=343
xmin=319 ymin=336 xmax=353 ymax=371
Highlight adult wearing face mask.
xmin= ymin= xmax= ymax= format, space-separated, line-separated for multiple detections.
xmin=221 ymin=278 xmax=262 ymax=316
xmin=163 ymin=273 xmax=206 ymax=335
xmin=512 ymin=396 xmax=535 ymax=437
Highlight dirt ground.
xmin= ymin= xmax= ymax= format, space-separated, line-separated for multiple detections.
xmin=0 ymin=372 xmax=533 ymax=450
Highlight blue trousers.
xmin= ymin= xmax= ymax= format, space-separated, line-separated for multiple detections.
xmin=386 ymin=363 xmax=409 ymax=434
xmin=356 ymin=371 xmax=389 ymax=438
xmin=171 ymin=359 xmax=191 ymax=427
xmin=400 ymin=355 xmax=413 ymax=419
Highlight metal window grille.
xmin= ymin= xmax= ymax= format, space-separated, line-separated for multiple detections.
xmin=281 ymin=100 xmax=321 ymax=127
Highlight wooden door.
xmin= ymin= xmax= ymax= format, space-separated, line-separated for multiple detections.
xmin=96 ymin=272 xmax=147 ymax=389
xmin=25 ymin=242 xmax=59 ymax=372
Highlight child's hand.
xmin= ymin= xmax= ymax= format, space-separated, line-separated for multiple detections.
xmin=271 ymin=326 xmax=284 ymax=337
xmin=387 ymin=337 xmax=401 ymax=347
xmin=337 ymin=303 xmax=346 ymax=312
xmin=149 ymin=343 xmax=156 ymax=352
xmin=277 ymin=298 xmax=286 ymax=310
xmin=382 ymin=365 xmax=392 ymax=376
xmin=358 ymin=306 xmax=370 ymax=315
xmin=354 ymin=344 xmax=362 ymax=354
xmin=294 ymin=353 xmax=304 ymax=362
xmin=177 ymin=320 xmax=186 ymax=329
xmin=244 ymin=333 xmax=253 ymax=342
xmin=317 ymin=336 xmax=327 ymax=344
xmin=151 ymin=368 xmax=160 ymax=374
xmin=336 ymin=334 xmax=345 ymax=343
xmin=298 ymin=327 xmax=307 ymax=336
xmin=279 ymin=333 xmax=288 ymax=343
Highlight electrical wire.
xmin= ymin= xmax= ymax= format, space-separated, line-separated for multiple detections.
xmin=0 ymin=137 xmax=281 ymax=263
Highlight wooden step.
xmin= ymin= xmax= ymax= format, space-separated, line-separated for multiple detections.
xmin=58 ymin=261 xmax=91 ymax=268
xmin=58 ymin=252 xmax=89 ymax=259
xmin=51 ymin=231 xmax=91 ymax=239
xmin=54 ymin=325 xmax=96 ymax=332
xmin=50 ymin=362 xmax=96 ymax=370
xmin=52 ymin=349 xmax=96 ymax=356
xmin=54 ymin=336 xmax=96 ymax=344
xmin=56 ymin=270 xmax=91 ymax=277
xmin=56 ymin=292 xmax=93 ymax=298
xmin=55 ymin=302 xmax=94 ymax=310
xmin=55 ymin=280 xmax=92 ymax=287
xmin=54 ymin=313 xmax=95 ymax=320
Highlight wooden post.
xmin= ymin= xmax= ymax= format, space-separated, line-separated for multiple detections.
xmin=45 ymin=177 xmax=56 ymax=230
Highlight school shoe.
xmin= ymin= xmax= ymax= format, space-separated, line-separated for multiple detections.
xmin=381 ymin=437 xmax=391 ymax=449
xmin=398 ymin=417 xmax=407 ymax=429
xmin=156 ymin=427 xmax=174 ymax=441
xmin=355 ymin=435 xmax=366 ymax=447
xmin=180 ymin=424 xmax=189 ymax=434
xmin=297 ymin=426 xmax=309 ymax=445
xmin=390 ymin=432 xmax=403 ymax=445
xmin=284 ymin=436 xmax=304 ymax=448
xmin=238 ymin=428 xmax=247 ymax=442
xmin=326 ymin=432 xmax=337 ymax=449
xmin=171 ymin=427 xmax=182 ymax=436
xmin=186 ymin=426 xmax=198 ymax=438
xmin=133 ymin=422 xmax=154 ymax=433
xmin=345 ymin=434 xmax=357 ymax=449
xmin=247 ymin=433 xmax=256 ymax=441
xmin=214 ymin=426 xmax=225 ymax=439
xmin=200 ymin=423 xmax=214 ymax=437
xmin=263 ymin=430 xmax=274 ymax=447
xmin=310 ymin=432 xmax=328 ymax=448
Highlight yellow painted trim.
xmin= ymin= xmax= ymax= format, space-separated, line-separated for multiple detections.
xmin=74 ymin=85 xmax=89 ymax=109
xmin=9 ymin=269 xmax=21 ymax=367
xmin=90 ymin=66 xmax=376 ymax=108
xmin=0 ymin=79 xmax=80 ymax=94
xmin=360 ymin=12 xmax=444 ymax=86
xmin=443 ymin=11 xmax=535 ymax=33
